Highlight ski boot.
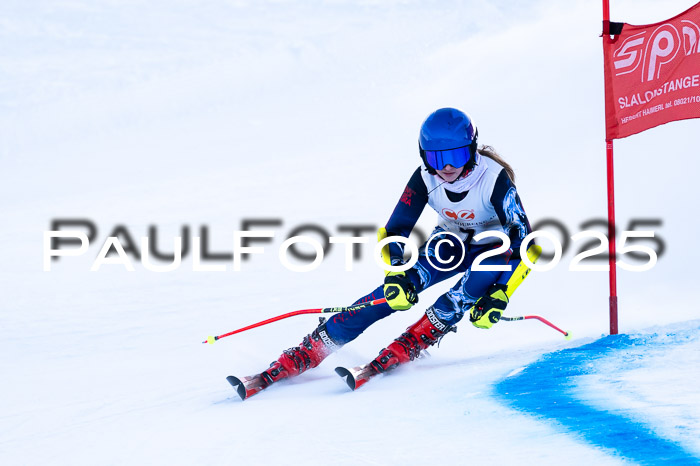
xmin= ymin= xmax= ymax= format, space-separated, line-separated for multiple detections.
xmin=371 ymin=306 xmax=455 ymax=373
xmin=261 ymin=317 xmax=340 ymax=385
xmin=335 ymin=307 xmax=455 ymax=390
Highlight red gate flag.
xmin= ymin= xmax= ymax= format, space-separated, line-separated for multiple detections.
xmin=604 ymin=2 xmax=700 ymax=139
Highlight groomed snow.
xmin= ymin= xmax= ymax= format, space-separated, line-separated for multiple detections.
xmin=1 ymin=0 xmax=699 ymax=464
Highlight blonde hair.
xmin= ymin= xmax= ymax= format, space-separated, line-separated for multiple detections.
xmin=478 ymin=145 xmax=515 ymax=183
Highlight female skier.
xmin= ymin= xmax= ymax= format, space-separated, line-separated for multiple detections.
xmin=233 ymin=107 xmax=532 ymax=397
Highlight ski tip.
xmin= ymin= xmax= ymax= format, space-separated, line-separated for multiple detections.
xmin=226 ymin=375 xmax=247 ymax=400
xmin=334 ymin=366 xmax=356 ymax=391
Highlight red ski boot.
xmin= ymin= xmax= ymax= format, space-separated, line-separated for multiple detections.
xmin=335 ymin=307 xmax=455 ymax=391
xmin=371 ymin=306 xmax=454 ymax=373
xmin=261 ymin=318 xmax=340 ymax=385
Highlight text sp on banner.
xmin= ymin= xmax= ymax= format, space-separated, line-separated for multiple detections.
xmin=603 ymin=1 xmax=700 ymax=139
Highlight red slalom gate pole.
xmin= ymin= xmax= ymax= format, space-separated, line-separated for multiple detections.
xmin=501 ymin=315 xmax=571 ymax=339
xmin=602 ymin=0 xmax=619 ymax=336
xmin=202 ymin=298 xmax=387 ymax=344
xmin=606 ymin=140 xmax=619 ymax=335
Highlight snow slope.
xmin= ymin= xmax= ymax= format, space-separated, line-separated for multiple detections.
xmin=497 ymin=322 xmax=700 ymax=465
xmin=1 ymin=0 xmax=700 ymax=464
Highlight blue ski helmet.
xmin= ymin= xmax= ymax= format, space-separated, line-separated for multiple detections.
xmin=419 ymin=108 xmax=478 ymax=175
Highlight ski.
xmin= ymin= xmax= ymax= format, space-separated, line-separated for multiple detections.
xmin=226 ymin=374 xmax=268 ymax=400
xmin=335 ymin=364 xmax=379 ymax=391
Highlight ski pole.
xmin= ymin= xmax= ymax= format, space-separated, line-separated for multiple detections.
xmin=501 ymin=315 xmax=571 ymax=339
xmin=202 ymin=298 xmax=387 ymax=344
xmin=496 ymin=245 xmax=571 ymax=339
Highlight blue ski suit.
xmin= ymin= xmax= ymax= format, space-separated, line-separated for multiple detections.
xmin=325 ymin=155 xmax=532 ymax=344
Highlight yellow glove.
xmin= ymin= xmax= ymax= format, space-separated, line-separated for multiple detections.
xmin=470 ymin=284 xmax=508 ymax=329
xmin=384 ymin=271 xmax=418 ymax=310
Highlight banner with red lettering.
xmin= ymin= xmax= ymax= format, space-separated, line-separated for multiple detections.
xmin=604 ymin=2 xmax=700 ymax=139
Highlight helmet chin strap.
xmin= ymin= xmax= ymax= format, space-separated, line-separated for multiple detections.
xmin=453 ymin=165 xmax=471 ymax=182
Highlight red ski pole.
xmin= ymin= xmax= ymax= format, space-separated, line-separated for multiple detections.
xmin=501 ymin=315 xmax=571 ymax=339
xmin=202 ymin=298 xmax=387 ymax=344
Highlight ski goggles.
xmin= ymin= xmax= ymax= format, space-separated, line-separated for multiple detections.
xmin=423 ymin=145 xmax=472 ymax=170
